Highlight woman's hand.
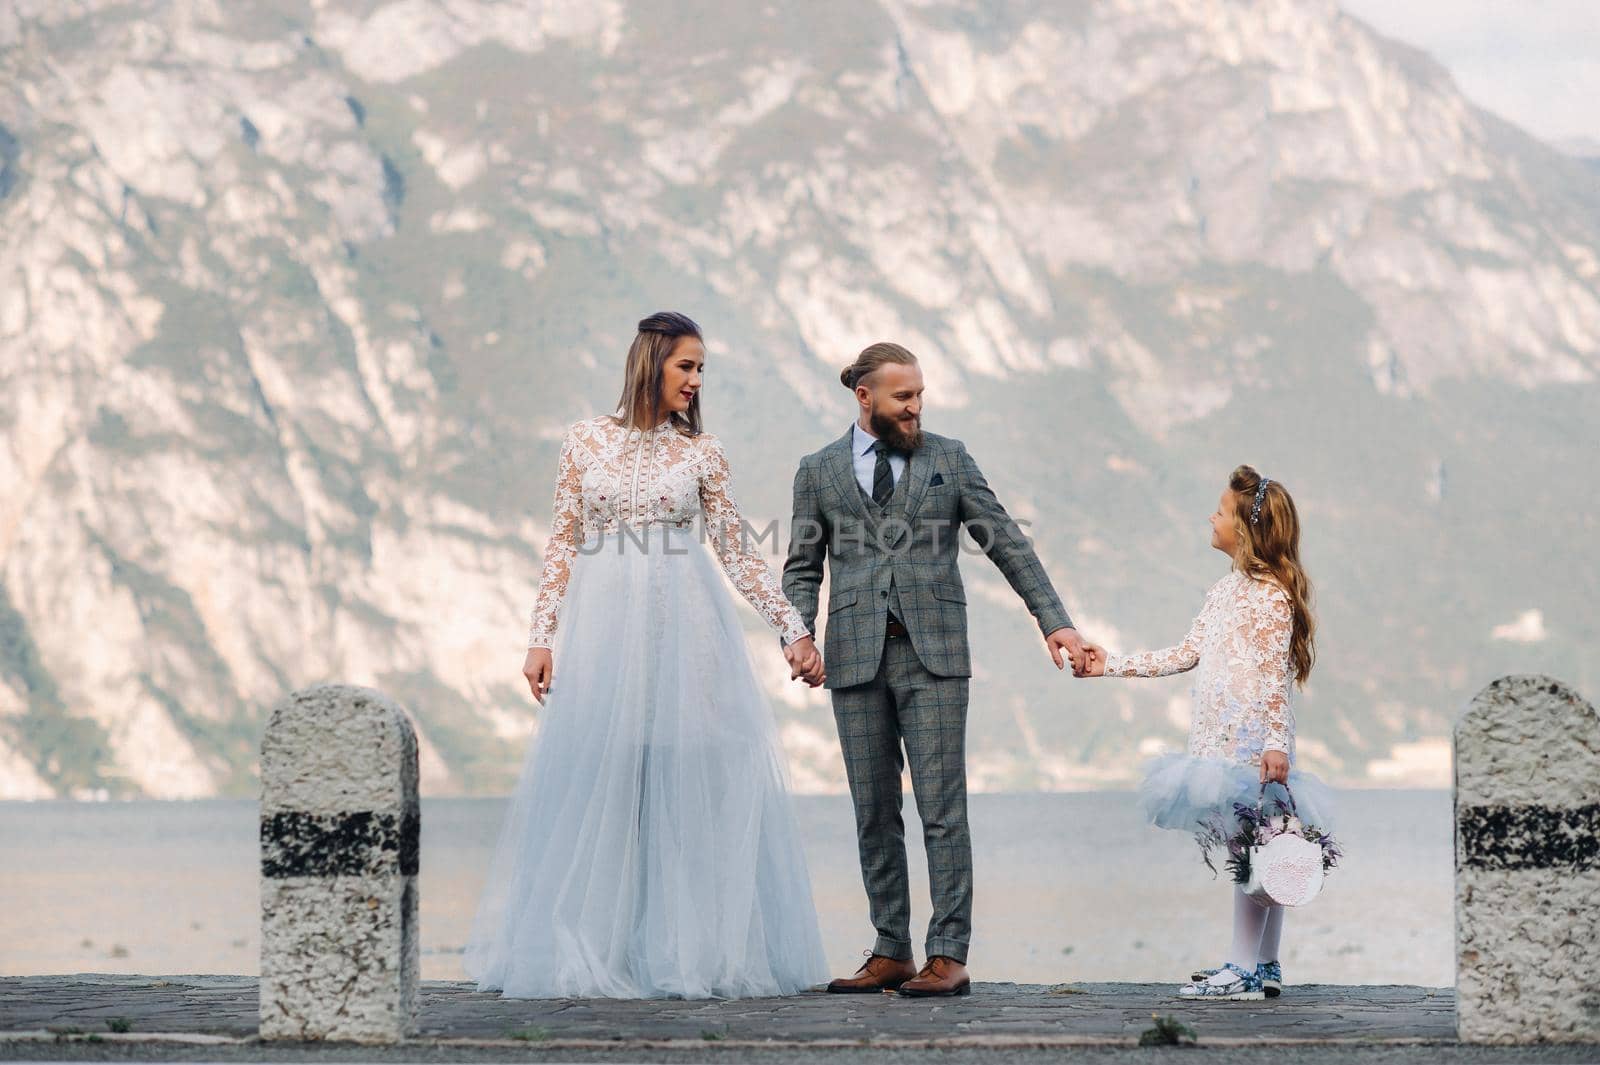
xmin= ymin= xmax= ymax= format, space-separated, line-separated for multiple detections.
xmin=784 ymin=636 xmax=825 ymax=687
xmin=523 ymin=647 xmax=554 ymax=704
xmin=1078 ymin=643 xmax=1108 ymax=677
xmin=1260 ymin=749 xmax=1289 ymax=785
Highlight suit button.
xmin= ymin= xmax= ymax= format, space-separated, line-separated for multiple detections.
xmin=880 ymin=590 xmax=888 ymax=597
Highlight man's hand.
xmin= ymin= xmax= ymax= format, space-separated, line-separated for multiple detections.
xmin=784 ymin=635 xmax=826 ymax=687
xmin=1260 ymin=749 xmax=1290 ymax=786
xmin=1079 ymin=643 xmax=1108 ymax=677
xmin=523 ymin=647 xmax=553 ymax=705
xmin=1045 ymin=627 xmax=1088 ymax=676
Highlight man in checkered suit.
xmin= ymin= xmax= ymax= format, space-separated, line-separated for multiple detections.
xmin=781 ymin=342 xmax=1089 ymax=997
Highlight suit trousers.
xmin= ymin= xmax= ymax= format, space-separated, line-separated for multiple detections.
xmin=830 ymin=633 xmax=973 ymax=964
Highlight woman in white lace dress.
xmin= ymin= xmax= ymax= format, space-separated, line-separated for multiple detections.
xmin=463 ymin=312 xmax=830 ymax=1000
xmin=1082 ymin=465 xmax=1333 ymax=1002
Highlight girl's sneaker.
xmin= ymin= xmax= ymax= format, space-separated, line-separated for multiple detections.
xmin=1177 ymin=962 xmax=1265 ymax=1001
xmin=1189 ymin=960 xmax=1283 ymax=997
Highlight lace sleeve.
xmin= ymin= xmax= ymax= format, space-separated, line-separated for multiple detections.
xmin=1237 ymin=578 xmax=1295 ymax=754
xmin=698 ymin=435 xmax=812 ymax=644
xmin=1103 ymin=606 xmax=1204 ymax=678
xmin=526 ymin=428 xmax=585 ymax=650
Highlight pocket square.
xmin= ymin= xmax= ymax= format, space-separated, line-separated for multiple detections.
xmin=930 ymin=472 xmax=944 ymax=486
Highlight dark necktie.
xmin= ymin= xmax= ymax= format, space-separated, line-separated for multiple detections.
xmin=871 ymin=441 xmax=895 ymax=507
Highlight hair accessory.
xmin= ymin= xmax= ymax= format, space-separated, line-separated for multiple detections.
xmin=1250 ymin=479 xmax=1272 ymax=525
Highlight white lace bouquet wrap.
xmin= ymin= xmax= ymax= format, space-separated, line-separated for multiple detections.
xmin=1198 ymin=782 xmax=1342 ymax=907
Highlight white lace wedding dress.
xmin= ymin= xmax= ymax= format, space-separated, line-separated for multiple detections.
xmin=462 ymin=413 xmax=830 ymax=999
xmin=1104 ymin=570 xmax=1336 ymax=835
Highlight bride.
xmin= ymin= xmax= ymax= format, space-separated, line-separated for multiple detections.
xmin=462 ymin=311 xmax=831 ymax=999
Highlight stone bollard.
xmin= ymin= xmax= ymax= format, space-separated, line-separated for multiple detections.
xmin=259 ymin=684 xmax=420 ymax=1043
xmin=1455 ymin=674 xmax=1600 ymax=1044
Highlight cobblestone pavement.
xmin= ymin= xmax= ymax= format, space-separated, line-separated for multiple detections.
xmin=3 ymin=975 xmax=1598 ymax=1063
xmin=1 ymin=974 xmax=1466 ymax=1047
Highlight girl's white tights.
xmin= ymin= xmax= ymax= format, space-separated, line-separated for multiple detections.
xmin=1226 ymin=886 xmax=1284 ymax=970
xmin=1260 ymin=898 xmax=1284 ymax=962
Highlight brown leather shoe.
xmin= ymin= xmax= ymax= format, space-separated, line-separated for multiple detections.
xmin=896 ymin=955 xmax=971 ymax=997
xmin=826 ymin=952 xmax=918 ymax=994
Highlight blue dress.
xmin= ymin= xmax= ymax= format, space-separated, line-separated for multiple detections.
xmin=463 ymin=415 xmax=829 ymax=999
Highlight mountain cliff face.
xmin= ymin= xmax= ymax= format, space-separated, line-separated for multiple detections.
xmin=2 ymin=0 xmax=1596 ymax=798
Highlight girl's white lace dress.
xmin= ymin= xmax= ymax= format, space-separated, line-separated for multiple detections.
xmin=1105 ymin=570 xmax=1336 ymax=835
xmin=462 ymin=413 xmax=829 ymax=999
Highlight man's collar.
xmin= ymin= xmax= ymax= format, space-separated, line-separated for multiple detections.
xmin=852 ymin=420 xmax=879 ymax=456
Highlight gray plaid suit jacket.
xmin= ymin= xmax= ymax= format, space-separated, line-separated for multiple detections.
xmin=782 ymin=424 xmax=1074 ymax=690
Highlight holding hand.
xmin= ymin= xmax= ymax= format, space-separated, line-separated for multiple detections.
xmin=523 ymin=647 xmax=554 ymax=704
xmin=1079 ymin=643 xmax=1108 ymax=677
xmin=784 ymin=635 xmax=826 ymax=688
xmin=1045 ymin=627 xmax=1089 ymax=676
xmin=1260 ymin=749 xmax=1289 ymax=785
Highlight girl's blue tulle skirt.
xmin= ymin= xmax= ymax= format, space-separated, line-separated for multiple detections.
xmin=1137 ymin=752 xmax=1338 ymax=834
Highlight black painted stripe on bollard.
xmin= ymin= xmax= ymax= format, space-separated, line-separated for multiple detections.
xmin=1458 ymin=803 xmax=1600 ymax=870
xmin=261 ymin=808 xmax=420 ymax=878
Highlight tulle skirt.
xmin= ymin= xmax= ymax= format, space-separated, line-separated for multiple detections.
xmin=463 ymin=524 xmax=830 ymax=999
xmin=1137 ymin=752 xmax=1338 ymax=836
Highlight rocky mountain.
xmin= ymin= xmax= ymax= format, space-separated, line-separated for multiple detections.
xmin=1559 ymin=138 xmax=1600 ymax=174
xmin=2 ymin=0 xmax=1596 ymax=799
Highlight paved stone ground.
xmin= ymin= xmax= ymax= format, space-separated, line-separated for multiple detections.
xmin=2 ymin=974 xmax=1458 ymax=1044
xmin=11 ymin=1043 xmax=1600 ymax=1065
xmin=2 ymin=975 xmax=1596 ymax=1064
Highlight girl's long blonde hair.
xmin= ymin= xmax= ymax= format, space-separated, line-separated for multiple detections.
xmin=612 ymin=311 xmax=702 ymax=435
xmin=1228 ymin=465 xmax=1315 ymax=687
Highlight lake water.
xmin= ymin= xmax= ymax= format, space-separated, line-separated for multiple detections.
xmin=0 ymin=791 xmax=1451 ymax=987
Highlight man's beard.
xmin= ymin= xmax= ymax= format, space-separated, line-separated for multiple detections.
xmin=870 ymin=406 xmax=923 ymax=452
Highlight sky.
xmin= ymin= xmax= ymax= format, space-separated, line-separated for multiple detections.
xmin=1338 ymin=0 xmax=1600 ymax=149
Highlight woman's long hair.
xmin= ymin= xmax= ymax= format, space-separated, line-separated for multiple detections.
xmin=612 ymin=311 xmax=702 ymax=435
xmin=1228 ymin=465 xmax=1316 ymax=686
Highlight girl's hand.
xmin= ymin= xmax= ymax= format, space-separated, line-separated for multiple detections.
xmin=1080 ymin=644 xmax=1108 ymax=677
xmin=1260 ymin=749 xmax=1289 ymax=785
xmin=524 ymin=647 xmax=554 ymax=704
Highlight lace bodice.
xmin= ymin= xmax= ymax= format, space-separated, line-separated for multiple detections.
xmin=1104 ymin=570 xmax=1296 ymax=764
xmin=526 ymin=414 xmax=810 ymax=649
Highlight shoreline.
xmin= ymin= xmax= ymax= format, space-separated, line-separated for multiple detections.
xmin=0 ymin=784 xmax=1452 ymax=804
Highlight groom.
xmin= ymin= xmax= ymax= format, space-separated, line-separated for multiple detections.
xmin=781 ymin=341 xmax=1088 ymax=997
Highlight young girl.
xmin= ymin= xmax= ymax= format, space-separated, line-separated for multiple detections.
xmin=1081 ymin=465 xmax=1333 ymax=1001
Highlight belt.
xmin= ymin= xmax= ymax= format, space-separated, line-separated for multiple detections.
xmin=885 ymin=614 xmax=908 ymax=639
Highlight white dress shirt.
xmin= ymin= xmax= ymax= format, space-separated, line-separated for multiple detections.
xmin=851 ymin=421 xmax=906 ymax=501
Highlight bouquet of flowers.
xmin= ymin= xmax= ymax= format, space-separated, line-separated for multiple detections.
xmin=1195 ymin=792 xmax=1342 ymax=887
